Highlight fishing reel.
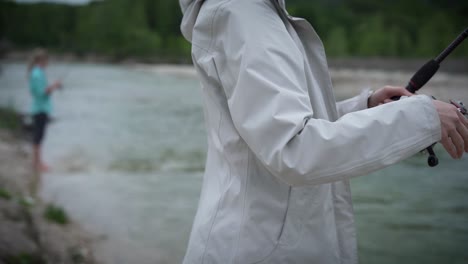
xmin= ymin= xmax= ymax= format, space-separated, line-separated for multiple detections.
xmin=425 ymin=100 xmax=467 ymax=167
xmin=450 ymin=100 xmax=468 ymax=117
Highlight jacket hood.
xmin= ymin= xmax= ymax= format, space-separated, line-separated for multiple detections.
xmin=179 ymin=0 xmax=286 ymax=42
xmin=179 ymin=0 xmax=203 ymax=42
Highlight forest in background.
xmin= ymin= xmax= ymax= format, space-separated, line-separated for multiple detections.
xmin=0 ymin=0 xmax=467 ymax=62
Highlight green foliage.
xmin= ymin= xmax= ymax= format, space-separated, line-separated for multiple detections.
xmin=354 ymin=15 xmax=390 ymax=56
xmin=0 ymin=0 xmax=466 ymax=59
xmin=0 ymin=107 xmax=21 ymax=132
xmin=18 ymin=196 xmax=34 ymax=207
xmin=44 ymin=204 xmax=69 ymax=225
xmin=416 ymin=13 xmax=459 ymax=57
xmin=324 ymin=26 xmax=349 ymax=57
xmin=288 ymin=0 xmax=467 ymax=58
xmin=68 ymin=246 xmax=86 ymax=264
xmin=5 ymin=253 xmax=44 ymax=264
xmin=0 ymin=187 xmax=12 ymax=200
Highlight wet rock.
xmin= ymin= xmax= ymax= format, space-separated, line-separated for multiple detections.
xmin=0 ymin=199 xmax=23 ymax=221
xmin=0 ymin=218 xmax=38 ymax=257
xmin=0 ymin=130 xmax=98 ymax=264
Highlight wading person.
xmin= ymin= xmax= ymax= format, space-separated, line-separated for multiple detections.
xmin=28 ymin=48 xmax=61 ymax=173
xmin=179 ymin=1 xmax=468 ymax=263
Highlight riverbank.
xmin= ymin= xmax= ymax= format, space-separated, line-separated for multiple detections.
xmin=2 ymin=50 xmax=467 ymax=73
xmin=0 ymin=121 xmax=98 ymax=263
xmin=1 ymin=50 xmax=191 ymax=65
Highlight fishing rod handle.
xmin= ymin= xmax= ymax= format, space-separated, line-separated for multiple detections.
xmin=435 ymin=28 xmax=468 ymax=64
xmin=391 ymin=28 xmax=467 ymax=101
xmin=390 ymin=59 xmax=440 ymax=100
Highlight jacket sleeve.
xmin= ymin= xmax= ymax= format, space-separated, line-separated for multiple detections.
xmin=336 ymin=89 xmax=372 ymax=117
xmin=213 ymin=1 xmax=441 ymax=186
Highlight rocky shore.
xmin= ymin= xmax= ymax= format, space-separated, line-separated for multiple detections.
xmin=0 ymin=130 xmax=97 ymax=264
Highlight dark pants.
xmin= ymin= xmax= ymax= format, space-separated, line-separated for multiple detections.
xmin=32 ymin=112 xmax=48 ymax=145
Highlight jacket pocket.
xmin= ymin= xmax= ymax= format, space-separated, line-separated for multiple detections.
xmin=276 ymin=187 xmax=291 ymax=242
xmin=239 ymin=185 xmax=292 ymax=264
xmin=249 ymin=187 xmax=292 ymax=264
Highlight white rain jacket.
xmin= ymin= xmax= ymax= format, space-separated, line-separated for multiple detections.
xmin=180 ymin=0 xmax=441 ymax=263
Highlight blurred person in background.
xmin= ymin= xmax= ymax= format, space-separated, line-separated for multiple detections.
xmin=179 ymin=0 xmax=468 ymax=263
xmin=28 ymin=48 xmax=62 ymax=173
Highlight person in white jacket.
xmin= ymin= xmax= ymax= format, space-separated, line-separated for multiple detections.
xmin=179 ymin=0 xmax=468 ymax=263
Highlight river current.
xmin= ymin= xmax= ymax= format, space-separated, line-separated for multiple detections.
xmin=0 ymin=62 xmax=467 ymax=264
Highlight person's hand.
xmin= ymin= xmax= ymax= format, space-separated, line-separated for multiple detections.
xmin=46 ymin=80 xmax=62 ymax=94
xmin=368 ymin=86 xmax=413 ymax=108
xmin=53 ymin=80 xmax=63 ymax=90
xmin=433 ymin=100 xmax=468 ymax=159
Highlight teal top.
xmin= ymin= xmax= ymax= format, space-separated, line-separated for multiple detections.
xmin=29 ymin=66 xmax=52 ymax=114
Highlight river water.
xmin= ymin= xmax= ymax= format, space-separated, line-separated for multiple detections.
xmin=0 ymin=62 xmax=467 ymax=264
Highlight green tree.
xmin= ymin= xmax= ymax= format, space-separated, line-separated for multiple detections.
xmin=416 ymin=13 xmax=456 ymax=57
xmin=353 ymin=15 xmax=387 ymax=56
xmin=324 ymin=26 xmax=349 ymax=57
xmin=0 ymin=0 xmax=466 ymax=59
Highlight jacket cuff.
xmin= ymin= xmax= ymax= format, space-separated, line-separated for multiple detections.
xmin=418 ymin=95 xmax=442 ymax=142
xmin=358 ymin=88 xmax=373 ymax=110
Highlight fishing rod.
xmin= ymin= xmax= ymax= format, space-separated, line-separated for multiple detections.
xmin=392 ymin=28 xmax=468 ymax=167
